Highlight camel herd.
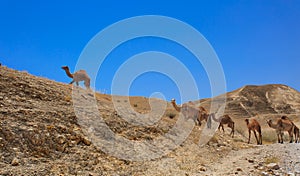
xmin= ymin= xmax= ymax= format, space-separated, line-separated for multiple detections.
xmin=60 ymin=66 xmax=299 ymax=145
xmin=170 ymin=99 xmax=299 ymax=145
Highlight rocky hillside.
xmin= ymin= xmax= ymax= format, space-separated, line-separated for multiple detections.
xmin=0 ymin=66 xmax=299 ymax=175
xmin=200 ymin=84 xmax=300 ymax=117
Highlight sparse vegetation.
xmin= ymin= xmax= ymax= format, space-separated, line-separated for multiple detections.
xmin=264 ymin=156 xmax=279 ymax=164
xmin=262 ymin=131 xmax=278 ymax=143
xmin=64 ymin=95 xmax=72 ymax=102
xmin=166 ymin=112 xmax=176 ymax=119
xmin=208 ymin=134 xmax=219 ymax=144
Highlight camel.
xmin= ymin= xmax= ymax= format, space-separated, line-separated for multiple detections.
xmin=61 ymin=66 xmax=90 ymax=89
xmin=171 ymin=98 xmax=181 ymax=112
xmin=209 ymin=113 xmax=235 ymax=138
xmin=245 ymin=119 xmax=262 ymax=145
xmin=280 ymin=116 xmax=299 ymax=143
xmin=266 ymin=117 xmax=294 ymax=143
xmin=171 ymin=99 xmax=209 ymax=126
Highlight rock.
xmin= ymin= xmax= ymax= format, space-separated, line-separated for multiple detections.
xmin=82 ymin=137 xmax=91 ymax=146
xmin=236 ymin=167 xmax=242 ymax=171
xmin=261 ymin=171 xmax=269 ymax=176
xmin=248 ymin=159 xmax=255 ymax=163
xmin=266 ymin=163 xmax=280 ymax=170
xmin=199 ymin=166 xmax=206 ymax=172
xmin=57 ymin=135 xmax=66 ymax=144
xmin=11 ymin=157 xmax=19 ymax=166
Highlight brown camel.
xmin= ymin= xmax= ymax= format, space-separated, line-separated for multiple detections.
xmin=61 ymin=66 xmax=90 ymax=89
xmin=245 ymin=119 xmax=262 ymax=145
xmin=209 ymin=113 xmax=235 ymax=138
xmin=171 ymin=99 xmax=208 ymax=126
xmin=280 ymin=116 xmax=299 ymax=143
xmin=266 ymin=117 xmax=294 ymax=143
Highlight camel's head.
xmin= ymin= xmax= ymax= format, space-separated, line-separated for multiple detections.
xmin=201 ymin=113 xmax=209 ymax=121
xmin=171 ymin=98 xmax=176 ymax=103
xmin=245 ymin=118 xmax=249 ymax=124
xmin=61 ymin=66 xmax=69 ymax=71
xmin=266 ymin=119 xmax=272 ymax=126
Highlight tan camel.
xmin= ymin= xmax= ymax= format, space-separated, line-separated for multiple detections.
xmin=171 ymin=98 xmax=181 ymax=112
xmin=245 ymin=119 xmax=262 ymax=145
xmin=171 ymin=99 xmax=208 ymax=126
xmin=266 ymin=117 xmax=294 ymax=143
xmin=280 ymin=116 xmax=299 ymax=143
xmin=61 ymin=66 xmax=90 ymax=89
xmin=209 ymin=113 xmax=234 ymax=137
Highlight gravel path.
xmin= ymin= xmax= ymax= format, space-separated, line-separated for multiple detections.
xmin=205 ymin=143 xmax=300 ymax=176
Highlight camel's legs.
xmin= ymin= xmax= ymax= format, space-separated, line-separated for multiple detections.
xmin=253 ymin=130 xmax=259 ymax=145
xmin=207 ymin=116 xmax=212 ymax=129
xmin=289 ymin=131 xmax=293 ymax=143
xmin=278 ymin=131 xmax=283 ymax=143
xmin=276 ymin=131 xmax=281 ymax=143
xmin=69 ymin=80 xmax=75 ymax=84
xmin=220 ymin=124 xmax=225 ymax=133
xmin=230 ymin=128 xmax=234 ymax=138
xmin=196 ymin=116 xmax=201 ymax=126
xmin=231 ymin=124 xmax=235 ymax=138
xmin=259 ymin=133 xmax=262 ymax=145
xmin=248 ymin=130 xmax=251 ymax=144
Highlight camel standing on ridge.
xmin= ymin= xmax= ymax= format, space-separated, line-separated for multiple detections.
xmin=171 ymin=99 xmax=209 ymax=126
xmin=266 ymin=117 xmax=294 ymax=143
xmin=209 ymin=113 xmax=235 ymax=138
xmin=245 ymin=118 xmax=262 ymax=145
xmin=61 ymin=66 xmax=90 ymax=89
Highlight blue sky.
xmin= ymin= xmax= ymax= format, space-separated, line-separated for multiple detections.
xmin=0 ymin=1 xmax=299 ymax=103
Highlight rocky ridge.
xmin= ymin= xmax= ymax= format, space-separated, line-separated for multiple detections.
xmin=0 ymin=66 xmax=300 ymax=175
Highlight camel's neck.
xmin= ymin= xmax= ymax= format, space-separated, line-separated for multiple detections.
xmin=267 ymin=122 xmax=277 ymax=129
xmin=199 ymin=106 xmax=208 ymax=114
xmin=63 ymin=68 xmax=74 ymax=78
xmin=171 ymin=101 xmax=181 ymax=112
xmin=211 ymin=113 xmax=220 ymax=122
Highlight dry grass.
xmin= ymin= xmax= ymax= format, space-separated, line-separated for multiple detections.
xmin=264 ymin=156 xmax=279 ymax=164
xmin=64 ymin=95 xmax=72 ymax=102
xmin=262 ymin=130 xmax=278 ymax=143
xmin=166 ymin=112 xmax=176 ymax=119
xmin=208 ymin=134 xmax=219 ymax=144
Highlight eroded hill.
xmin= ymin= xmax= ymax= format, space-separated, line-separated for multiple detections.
xmin=0 ymin=66 xmax=299 ymax=175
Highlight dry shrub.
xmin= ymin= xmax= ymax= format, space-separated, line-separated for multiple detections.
xmin=166 ymin=113 xmax=176 ymax=119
